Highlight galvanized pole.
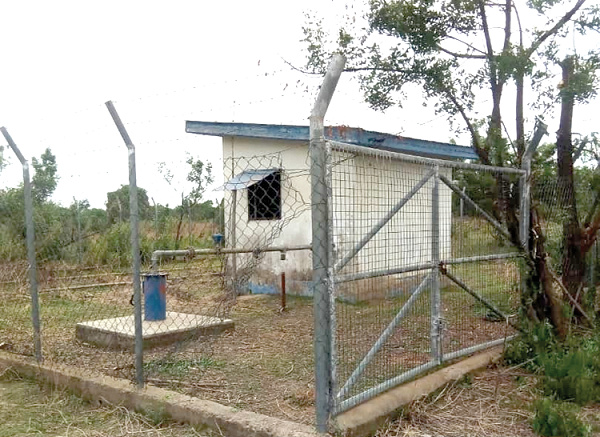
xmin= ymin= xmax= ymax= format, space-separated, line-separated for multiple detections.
xmin=519 ymin=119 xmax=547 ymax=295
xmin=105 ymin=101 xmax=144 ymax=388
xmin=231 ymin=189 xmax=238 ymax=294
xmin=74 ymin=197 xmax=83 ymax=265
xmin=430 ymin=165 xmax=442 ymax=364
xmin=0 ymin=127 xmax=43 ymax=363
xmin=310 ymin=53 xmax=346 ymax=433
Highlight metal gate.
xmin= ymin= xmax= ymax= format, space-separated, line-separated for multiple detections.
xmin=311 ymin=139 xmax=528 ymax=427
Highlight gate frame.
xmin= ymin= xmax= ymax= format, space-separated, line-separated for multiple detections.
xmin=314 ymin=140 xmax=533 ymax=422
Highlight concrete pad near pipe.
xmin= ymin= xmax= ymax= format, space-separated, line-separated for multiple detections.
xmin=76 ymin=312 xmax=234 ymax=350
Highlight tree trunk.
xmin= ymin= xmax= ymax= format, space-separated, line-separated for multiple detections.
xmin=557 ymin=56 xmax=585 ymax=298
xmin=527 ymin=209 xmax=569 ymax=338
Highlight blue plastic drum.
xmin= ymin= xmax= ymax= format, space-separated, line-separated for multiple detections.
xmin=143 ymin=273 xmax=167 ymax=321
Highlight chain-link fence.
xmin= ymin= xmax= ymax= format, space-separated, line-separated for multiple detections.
xmin=3 ymin=57 xmax=599 ymax=434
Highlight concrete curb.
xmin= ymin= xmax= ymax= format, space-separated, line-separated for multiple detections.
xmin=0 ymin=351 xmax=318 ymax=437
xmin=335 ymin=346 xmax=504 ymax=436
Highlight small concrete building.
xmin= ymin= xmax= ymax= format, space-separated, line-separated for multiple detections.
xmin=185 ymin=121 xmax=477 ymax=297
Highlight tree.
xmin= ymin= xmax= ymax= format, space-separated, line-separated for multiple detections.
xmin=304 ymin=0 xmax=600 ymax=333
xmin=158 ymin=156 xmax=214 ymax=247
xmin=32 ymin=148 xmax=58 ymax=203
xmin=106 ymin=185 xmax=151 ymax=225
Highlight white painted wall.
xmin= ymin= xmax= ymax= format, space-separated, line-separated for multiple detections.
xmin=221 ymin=137 xmax=452 ymax=296
xmin=222 ymin=137 xmax=313 ymax=293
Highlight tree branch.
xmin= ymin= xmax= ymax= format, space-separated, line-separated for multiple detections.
xmin=478 ymin=0 xmax=497 ymax=87
xmin=437 ymin=44 xmax=487 ymax=59
xmin=444 ymin=89 xmax=489 ymax=164
xmin=502 ymin=0 xmax=512 ymax=54
xmin=445 ymin=35 xmax=489 ymax=56
xmin=525 ymin=0 xmax=587 ymax=58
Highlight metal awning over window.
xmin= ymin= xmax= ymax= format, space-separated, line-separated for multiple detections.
xmin=217 ymin=169 xmax=279 ymax=191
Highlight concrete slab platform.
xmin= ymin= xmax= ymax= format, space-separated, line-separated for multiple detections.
xmin=76 ymin=312 xmax=234 ymax=350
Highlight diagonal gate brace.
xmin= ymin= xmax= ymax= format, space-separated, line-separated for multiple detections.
xmin=336 ymin=272 xmax=432 ymax=401
xmin=442 ymin=268 xmax=520 ymax=331
xmin=335 ymin=169 xmax=435 ymax=272
xmin=438 ymin=174 xmax=520 ymax=249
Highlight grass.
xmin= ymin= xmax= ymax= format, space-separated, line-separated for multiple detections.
xmin=0 ymin=218 xmax=525 ymax=426
xmin=0 ymin=370 xmax=210 ymax=437
xmin=144 ymin=356 xmax=225 ymax=378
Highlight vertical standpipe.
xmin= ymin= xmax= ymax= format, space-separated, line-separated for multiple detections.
xmin=310 ymin=53 xmax=346 ymax=433
xmin=143 ymin=273 xmax=168 ymax=321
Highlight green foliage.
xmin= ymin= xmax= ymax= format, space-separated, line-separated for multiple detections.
xmin=185 ymin=156 xmax=214 ymax=208
xmin=106 ymin=185 xmax=151 ymax=225
xmin=31 ymin=148 xmax=58 ymax=203
xmin=143 ymin=356 xmax=224 ymax=378
xmin=539 ymin=337 xmax=600 ymax=405
xmin=505 ymin=326 xmax=600 ymax=405
xmin=87 ymin=222 xmax=131 ymax=266
xmin=532 ymin=398 xmax=589 ymax=437
xmin=504 ymin=321 xmax=556 ymax=370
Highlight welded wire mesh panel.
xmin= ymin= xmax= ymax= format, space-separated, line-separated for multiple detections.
xmin=330 ymin=144 xmax=440 ymax=410
xmin=441 ymin=167 xmax=522 ymax=357
xmin=329 ymin=142 xmax=525 ymax=412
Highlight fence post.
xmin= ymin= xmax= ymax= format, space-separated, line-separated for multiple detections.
xmin=0 ymin=127 xmax=43 ymax=363
xmin=431 ymin=165 xmax=442 ymax=364
xmin=520 ymin=119 xmax=547 ymax=293
xmin=74 ymin=197 xmax=83 ymax=264
xmin=310 ymin=53 xmax=345 ymax=433
xmin=105 ymin=101 xmax=144 ymax=389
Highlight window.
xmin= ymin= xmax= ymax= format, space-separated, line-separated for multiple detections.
xmin=248 ymin=170 xmax=281 ymax=220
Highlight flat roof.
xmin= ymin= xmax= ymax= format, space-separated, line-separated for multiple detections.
xmin=185 ymin=121 xmax=478 ymax=161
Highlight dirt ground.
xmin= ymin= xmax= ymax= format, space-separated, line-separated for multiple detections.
xmin=0 ymin=257 xmax=523 ymax=429
xmin=375 ymin=365 xmax=600 ymax=437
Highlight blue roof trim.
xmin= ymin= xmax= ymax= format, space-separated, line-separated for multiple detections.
xmin=185 ymin=121 xmax=478 ymax=160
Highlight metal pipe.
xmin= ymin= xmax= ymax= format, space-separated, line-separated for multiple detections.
xmin=325 ymin=141 xmax=339 ymax=404
xmin=335 ymin=334 xmax=518 ymax=414
xmin=439 ymin=174 xmax=514 ymax=245
xmin=442 ymin=269 xmax=519 ymax=331
xmin=442 ymin=335 xmax=518 ymax=362
xmin=231 ymin=189 xmax=238 ymax=294
xmin=520 ymin=119 xmax=547 ymax=249
xmin=329 ymin=141 xmax=526 ymax=175
xmin=0 ymin=127 xmax=42 ymax=363
xmin=335 ymin=360 xmax=439 ymax=415
xmin=150 ymin=245 xmax=312 ymax=271
xmin=520 ymin=120 xmax=547 ymax=297
xmin=105 ymin=101 xmax=144 ymax=389
xmin=335 ymin=169 xmax=435 ymax=272
xmin=336 ymin=272 xmax=432 ymax=401
xmin=442 ymin=252 xmax=522 ymax=266
xmin=335 ymin=262 xmax=433 ymax=284
xmin=281 ymin=272 xmax=286 ymax=311
xmin=310 ymin=53 xmax=346 ymax=433
xmin=431 ymin=166 xmax=442 ymax=364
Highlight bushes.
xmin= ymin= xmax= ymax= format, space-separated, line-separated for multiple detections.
xmin=533 ymin=398 xmax=590 ymax=437
xmin=85 ymin=220 xmax=216 ymax=268
xmin=505 ymin=326 xmax=600 ymax=435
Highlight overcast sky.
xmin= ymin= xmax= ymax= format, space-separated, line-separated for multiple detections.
xmin=1 ymin=0 xmax=599 ymax=209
